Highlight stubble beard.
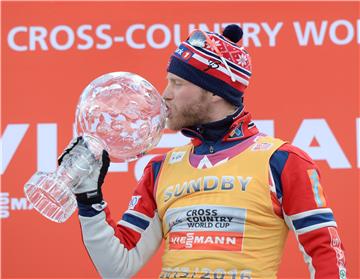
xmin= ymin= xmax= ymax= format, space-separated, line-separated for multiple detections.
xmin=166 ymin=96 xmax=212 ymax=131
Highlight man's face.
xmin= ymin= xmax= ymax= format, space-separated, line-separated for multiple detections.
xmin=163 ymin=73 xmax=213 ymax=131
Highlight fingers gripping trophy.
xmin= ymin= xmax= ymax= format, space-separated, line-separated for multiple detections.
xmin=24 ymin=72 xmax=166 ymax=223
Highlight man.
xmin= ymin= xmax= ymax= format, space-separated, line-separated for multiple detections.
xmin=60 ymin=25 xmax=346 ymax=278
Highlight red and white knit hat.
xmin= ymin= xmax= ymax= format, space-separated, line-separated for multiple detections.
xmin=167 ymin=24 xmax=252 ymax=107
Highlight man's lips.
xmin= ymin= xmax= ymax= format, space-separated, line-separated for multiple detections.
xmin=165 ymin=104 xmax=172 ymax=118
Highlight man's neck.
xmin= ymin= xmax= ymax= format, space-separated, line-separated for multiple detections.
xmin=188 ymin=107 xmax=244 ymax=142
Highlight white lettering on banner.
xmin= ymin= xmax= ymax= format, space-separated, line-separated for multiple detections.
xmin=7 ymin=26 xmax=27 ymax=51
xmin=49 ymin=25 xmax=75 ymax=51
xmin=1 ymin=124 xmax=29 ymax=174
xmin=0 ymin=192 xmax=10 ymax=218
xmin=157 ymin=132 xmax=191 ymax=148
xmin=292 ymin=119 xmax=351 ymax=169
xmin=240 ymin=22 xmax=283 ymax=47
xmin=11 ymin=197 xmax=34 ymax=210
xmin=241 ymin=23 xmax=261 ymax=47
xmin=108 ymin=162 xmax=128 ymax=172
xmin=294 ymin=19 xmax=360 ymax=46
xmin=8 ymin=20 xmax=358 ymax=51
xmin=253 ymin=120 xmax=274 ymax=137
xmin=29 ymin=26 xmax=48 ymax=51
xmin=96 ymin=24 xmax=112 ymax=49
xmin=173 ymin=24 xmax=182 ymax=46
xmin=262 ymin=22 xmax=284 ymax=47
xmin=147 ymin=24 xmax=171 ymax=49
xmin=37 ymin=124 xmax=57 ymax=172
xmin=0 ymin=193 xmax=34 ymax=219
xmin=126 ymin=24 xmax=145 ymax=49
xmin=77 ymin=24 xmax=94 ymax=50
xmin=1 ymin=119 xmax=359 ymax=178
xmin=294 ymin=21 xmax=328 ymax=46
xmin=329 ymin=20 xmax=354 ymax=45
xmin=8 ymin=24 xmax=114 ymax=51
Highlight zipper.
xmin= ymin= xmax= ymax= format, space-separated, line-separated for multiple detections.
xmin=209 ymin=145 xmax=214 ymax=153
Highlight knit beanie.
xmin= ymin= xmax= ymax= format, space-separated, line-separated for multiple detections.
xmin=167 ymin=25 xmax=252 ymax=107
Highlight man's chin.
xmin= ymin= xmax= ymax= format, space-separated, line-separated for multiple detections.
xmin=165 ymin=119 xmax=182 ymax=131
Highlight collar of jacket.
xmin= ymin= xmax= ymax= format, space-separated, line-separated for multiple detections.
xmin=181 ymin=109 xmax=259 ymax=146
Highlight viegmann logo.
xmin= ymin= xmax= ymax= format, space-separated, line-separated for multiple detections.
xmin=169 ymin=231 xmax=243 ymax=251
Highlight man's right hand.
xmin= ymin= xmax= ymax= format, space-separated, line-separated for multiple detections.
xmin=58 ymin=137 xmax=110 ymax=205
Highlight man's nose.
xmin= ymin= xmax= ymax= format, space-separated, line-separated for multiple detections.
xmin=162 ymin=85 xmax=173 ymax=101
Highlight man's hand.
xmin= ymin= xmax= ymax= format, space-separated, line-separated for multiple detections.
xmin=58 ymin=137 xmax=110 ymax=205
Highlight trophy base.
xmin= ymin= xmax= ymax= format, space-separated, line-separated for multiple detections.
xmin=24 ymin=172 xmax=77 ymax=223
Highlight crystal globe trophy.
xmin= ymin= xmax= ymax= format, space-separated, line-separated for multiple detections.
xmin=24 ymin=72 xmax=166 ymax=223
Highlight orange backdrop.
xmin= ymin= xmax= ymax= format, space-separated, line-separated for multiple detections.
xmin=1 ymin=1 xmax=359 ymax=278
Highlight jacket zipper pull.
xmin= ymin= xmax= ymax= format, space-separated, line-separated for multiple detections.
xmin=209 ymin=146 xmax=214 ymax=153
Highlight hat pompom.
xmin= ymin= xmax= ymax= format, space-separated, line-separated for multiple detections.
xmin=222 ymin=24 xmax=243 ymax=43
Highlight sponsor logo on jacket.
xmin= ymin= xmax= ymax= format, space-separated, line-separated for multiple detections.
xmin=163 ymin=175 xmax=252 ymax=202
xmin=169 ymin=231 xmax=243 ymax=251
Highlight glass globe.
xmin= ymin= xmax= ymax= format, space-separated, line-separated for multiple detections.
xmin=75 ymin=72 xmax=166 ymax=162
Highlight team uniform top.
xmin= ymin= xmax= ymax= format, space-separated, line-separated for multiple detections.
xmin=78 ymin=111 xmax=346 ymax=279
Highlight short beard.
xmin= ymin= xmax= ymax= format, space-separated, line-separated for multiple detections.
xmin=166 ymin=93 xmax=211 ymax=131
